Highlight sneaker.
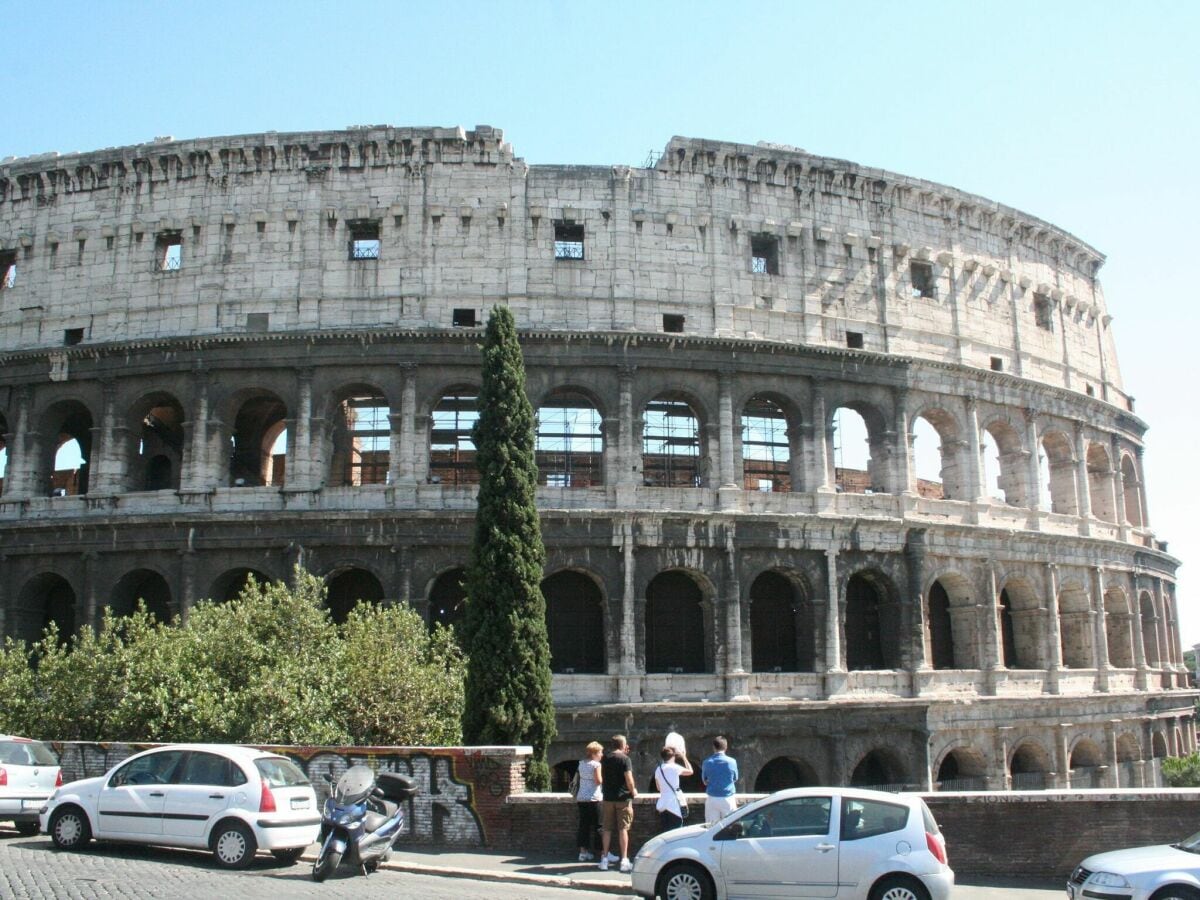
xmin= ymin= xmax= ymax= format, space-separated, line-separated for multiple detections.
xmin=604 ymin=852 xmax=620 ymax=863
xmin=598 ymin=857 xmax=609 ymax=871
xmin=619 ymin=858 xmax=633 ymax=873
xmin=578 ymin=851 xmax=593 ymax=861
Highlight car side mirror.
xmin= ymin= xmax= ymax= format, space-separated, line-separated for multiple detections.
xmin=715 ymin=821 xmax=743 ymax=841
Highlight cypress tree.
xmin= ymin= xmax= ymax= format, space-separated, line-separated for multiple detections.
xmin=461 ymin=306 xmax=556 ymax=790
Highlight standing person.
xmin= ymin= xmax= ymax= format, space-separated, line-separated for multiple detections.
xmin=574 ymin=741 xmax=603 ymax=861
xmin=701 ymin=735 xmax=739 ymax=824
xmin=654 ymin=745 xmax=693 ymax=832
xmin=599 ymin=734 xmax=637 ymax=873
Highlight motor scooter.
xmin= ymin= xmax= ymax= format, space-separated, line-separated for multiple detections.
xmin=311 ymin=764 xmax=418 ymax=881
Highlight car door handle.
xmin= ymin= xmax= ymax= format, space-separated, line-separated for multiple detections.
xmin=209 ymin=794 xmax=225 ymax=799
xmin=149 ymin=792 xmax=165 ymax=798
xmin=815 ymin=843 xmax=836 ymax=853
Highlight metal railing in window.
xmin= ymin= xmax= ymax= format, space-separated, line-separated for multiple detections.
xmin=351 ymin=239 xmax=381 ymax=260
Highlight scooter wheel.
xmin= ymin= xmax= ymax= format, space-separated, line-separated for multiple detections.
xmin=312 ymin=847 xmax=342 ymax=882
xmin=364 ymin=859 xmax=379 ymax=874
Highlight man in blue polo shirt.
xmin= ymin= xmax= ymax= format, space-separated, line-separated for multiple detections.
xmin=701 ymin=735 xmax=739 ymax=824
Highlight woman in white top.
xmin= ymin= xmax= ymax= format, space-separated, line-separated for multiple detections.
xmin=654 ymin=745 xmax=694 ymax=832
xmin=575 ymin=741 xmax=604 ymax=860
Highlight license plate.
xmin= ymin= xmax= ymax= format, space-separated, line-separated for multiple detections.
xmin=290 ymin=798 xmax=309 ymax=809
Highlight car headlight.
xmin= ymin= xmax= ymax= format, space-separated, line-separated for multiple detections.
xmin=1089 ymin=871 xmax=1131 ymax=888
xmin=636 ymin=837 xmax=664 ymax=861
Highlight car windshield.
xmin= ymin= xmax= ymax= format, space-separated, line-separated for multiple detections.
xmin=0 ymin=739 xmax=59 ymax=767
xmin=254 ymin=756 xmax=310 ymax=787
xmin=1177 ymin=831 xmax=1200 ymax=853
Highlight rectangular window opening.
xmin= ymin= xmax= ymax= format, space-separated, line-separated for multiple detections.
xmin=1085 ymin=384 xmax=1095 ymax=397
xmin=1034 ymin=293 xmax=1054 ymax=330
xmin=348 ymin=221 xmax=381 ymax=260
xmin=910 ymin=261 xmax=935 ymax=298
xmin=554 ymin=222 xmax=584 ymax=260
xmin=662 ymin=314 xmax=685 ymax=333
xmin=0 ymin=250 xmax=15 ymax=289
xmin=990 ymin=356 xmax=1004 ymax=372
xmin=246 ymin=313 xmax=270 ymax=332
xmin=156 ymin=232 xmax=182 ymax=272
xmin=751 ymin=234 xmax=779 ymax=275
xmin=63 ymin=327 xmax=84 ymax=346
xmin=452 ymin=308 xmax=477 ymax=328
xmin=846 ymin=331 xmax=864 ymax=349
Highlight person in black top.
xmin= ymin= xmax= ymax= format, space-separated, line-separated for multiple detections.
xmin=598 ymin=734 xmax=637 ymax=872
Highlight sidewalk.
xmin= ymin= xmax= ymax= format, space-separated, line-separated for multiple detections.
xmin=375 ymin=847 xmax=635 ymax=895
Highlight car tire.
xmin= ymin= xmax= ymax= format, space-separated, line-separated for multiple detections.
xmin=870 ymin=874 xmax=932 ymax=900
xmin=271 ymin=847 xmax=306 ymax=865
xmin=658 ymin=861 xmax=715 ymax=900
xmin=312 ymin=846 xmax=342 ymax=882
xmin=14 ymin=822 xmax=40 ymax=837
xmin=48 ymin=806 xmax=92 ymax=850
xmin=211 ymin=820 xmax=257 ymax=869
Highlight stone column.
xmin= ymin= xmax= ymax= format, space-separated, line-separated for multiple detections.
xmin=617 ymin=517 xmax=641 ymax=702
xmin=180 ymin=373 xmax=211 ymax=492
xmin=964 ymin=395 xmax=984 ymax=502
xmin=1023 ymin=408 xmax=1044 ymax=511
xmin=723 ymin=528 xmax=747 ymax=698
xmin=617 ymin=366 xmax=637 ymax=492
xmin=1106 ymin=721 xmax=1121 ymax=788
xmin=90 ymin=379 xmax=127 ymax=495
xmin=1073 ymin=423 xmax=1093 ymax=530
xmin=982 ymin=564 xmax=1004 ymax=696
xmin=1135 ymin=446 xmax=1151 ymax=528
xmin=1111 ymin=436 xmax=1129 ymax=537
xmin=288 ymin=370 xmax=314 ymax=489
xmin=3 ymin=385 xmax=34 ymax=498
xmin=810 ymin=382 xmax=832 ymax=492
xmin=1091 ymin=567 xmax=1111 ymax=692
xmin=1129 ymin=572 xmax=1149 ymax=689
xmin=177 ymin=547 xmax=196 ymax=625
xmin=1155 ymin=581 xmax=1173 ymax=670
xmin=894 ymin=389 xmax=913 ymax=495
xmin=1055 ymin=724 xmax=1072 ymax=790
xmin=823 ymin=547 xmax=845 ymax=695
xmin=717 ymin=370 xmax=737 ymax=490
xmin=81 ymin=551 xmax=99 ymax=634
xmin=1043 ymin=563 xmax=1064 ymax=692
xmin=388 ymin=363 xmax=418 ymax=485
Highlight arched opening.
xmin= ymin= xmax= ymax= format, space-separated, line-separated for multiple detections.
xmin=1042 ymin=431 xmax=1078 ymax=515
xmin=1087 ymin=444 xmax=1116 ymax=522
xmin=645 ymin=571 xmax=707 ymax=673
xmin=927 ymin=580 xmax=954 ymax=670
xmin=229 ymin=393 xmax=287 ymax=487
xmin=551 ymin=759 xmax=577 ymax=793
xmin=750 ymin=572 xmax=802 ymax=672
xmin=1140 ymin=592 xmax=1160 ymax=666
xmin=128 ymin=394 xmax=184 ymax=492
xmin=430 ymin=391 xmax=480 ymax=486
xmin=850 ymin=749 xmax=909 ymax=791
xmin=14 ymin=573 xmax=77 ymax=644
xmin=912 ymin=410 xmax=964 ymax=500
xmin=1105 ymin=589 xmax=1134 ymax=668
xmin=935 ymin=746 xmax=987 ymax=791
xmin=741 ymin=396 xmax=792 ymax=492
xmin=1115 ymin=734 xmax=1141 ymax=787
xmin=999 ymin=589 xmax=1018 ymax=668
xmin=1069 ymin=739 xmax=1105 ymax=789
xmin=1010 ymin=742 xmax=1051 ymax=790
xmin=1152 ymin=732 xmax=1168 ymax=759
xmin=41 ymin=401 xmax=94 ymax=496
xmin=326 ymin=568 xmax=384 ymax=625
xmin=543 ymin=571 xmax=605 ymax=674
xmin=329 ymin=391 xmax=390 ymax=487
xmin=0 ymin=412 xmax=8 ymax=497
xmin=832 ymin=405 xmax=887 ymax=494
xmin=754 ymin=757 xmax=820 ymax=792
xmin=999 ymin=578 xmax=1043 ymax=669
xmin=846 ymin=573 xmax=897 ymax=670
xmin=429 ymin=568 xmax=467 ymax=631
xmin=980 ymin=421 xmax=1026 ymax=506
xmin=1058 ymin=584 xmax=1094 ymax=669
xmin=209 ymin=568 xmax=273 ymax=604
xmin=110 ymin=569 xmax=173 ymax=622
xmin=537 ymin=392 xmax=603 ymax=488
xmin=1121 ymin=455 xmax=1143 ymax=527
xmin=642 ymin=396 xmax=702 ymax=488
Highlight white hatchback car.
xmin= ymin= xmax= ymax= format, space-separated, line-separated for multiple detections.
xmin=1068 ymin=831 xmax=1200 ymax=900
xmin=39 ymin=744 xmax=319 ymax=868
xmin=631 ymin=787 xmax=953 ymax=900
xmin=0 ymin=735 xmax=62 ymax=836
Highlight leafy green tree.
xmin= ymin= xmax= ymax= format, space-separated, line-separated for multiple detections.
xmin=1162 ymin=751 xmax=1200 ymax=787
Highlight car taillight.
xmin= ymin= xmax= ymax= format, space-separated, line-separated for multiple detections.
xmin=926 ymin=831 xmax=947 ymax=865
xmin=259 ymin=780 xmax=277 ymax=813
xmin=0 ymin=767 xmax=6 ymax=787
xmin=55 ymin=770 xmax=63 ymax=788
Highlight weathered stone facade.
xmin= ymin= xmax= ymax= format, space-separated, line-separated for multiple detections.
xmin=0 ymin=125 xmax=1191 ymax=792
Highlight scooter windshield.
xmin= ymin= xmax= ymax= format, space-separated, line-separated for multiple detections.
xmin=332 ymin=764 xmax=375 ymax=804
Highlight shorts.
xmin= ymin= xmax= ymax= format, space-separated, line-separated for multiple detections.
xmin=601 ymin=799 xmax=634 ymax=833
xmin=705 ymin=795 xmax=738 ymax=824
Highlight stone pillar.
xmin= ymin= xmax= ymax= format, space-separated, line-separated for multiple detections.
xmin=1043 ymin=563 xmax=1064 ymax=692
xmin=3 ymin=385 xmax=34 ymax=498
xmin=823 ymin=547 xmax=844 ymax=694
xmin=288 ymin=370 xmax=314 ymax=489
xmin=905 ymin=531 xmax=929 ymax=675
xmin=1073 ymin=423 xmax=1093 ymax=528
xmin=617 ymin=517 xmax=641 ymax=702
xmin=1092 ymin=567 xmax=1111 ymax=692
xmin=723 ymin=528 xmax=747 ymax=698
xmin=389 ymin=363 xmax=418 ymax=485
xmin=1155 ymin=581 xmax=1172 ymax=671
xmin=1106 ymin=721 xmax=1121 ymax=788
xmin=81 ymin=551 xmax=99 ymax=634
xmin=964 ymin=395 xmax=984 ymax=502
xmin=811 ymin=382 xmax=832 ymax=492
xmin=617 ymin=366 xmax=637 ymax=492
xmin=181 ymin=373 xmax=211 ymax=492
xmin=1023 ymin=408 xmax=1044 ymax=511
xmin=992 ymin=726 xmax=1014 ymax=791
xmin=717 ymin=370 xmax=737 ymax=490
xmin=1111 ymin=436 xmax=1129 ymax=537
xmin=1055 ymin=724 xmax=1071 ymax=790
xmin=1129 ymin=572 xmax=1150 ymax=689
xmin=90 ymin=379 xmax=127 ymax=495
xmin=1135 ymin=446 xmax=1151 ymax=528
xmin=177 ymin=547 xmax=197 ymax=625
xmin=894 ymin=389 xmax=913 ymax=495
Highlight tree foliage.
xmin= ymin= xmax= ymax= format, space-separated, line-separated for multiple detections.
xmin=1162 ymin=752 xmax=1200 ymax=787
xmin=0 ymin=567 xmax=464 ymax=747
xmin=461 ymin=306 xmax=557 ymax=789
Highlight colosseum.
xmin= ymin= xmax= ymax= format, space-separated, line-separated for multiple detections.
xmin=0 ymin=125 xmax=1191 ymax=793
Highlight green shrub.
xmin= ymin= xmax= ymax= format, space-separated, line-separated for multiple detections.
xmin=1162 ymin=752 xmax=1200 ymax=787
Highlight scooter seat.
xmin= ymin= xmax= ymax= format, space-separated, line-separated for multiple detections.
xmin=363 ymin=810 xmax=390 ymax=833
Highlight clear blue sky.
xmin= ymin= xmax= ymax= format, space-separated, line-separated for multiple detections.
xmin=4 ymin=0 xmax=1198 ymax=646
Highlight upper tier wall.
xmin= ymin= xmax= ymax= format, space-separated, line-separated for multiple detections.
xmin=0 ymin=125 xmax=1124 ymax=404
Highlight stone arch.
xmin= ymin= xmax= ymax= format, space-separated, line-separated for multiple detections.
xmin=1140 ymin=591 xmax=1160 ymax=666
xmin=13 ymin=572 xmax=77 ymax=644
xmin=925 ymin=572 xmax=978 ymax=670
xmin=1115 ymin=732 xmax=1141 ymax=762
xmin=1058 ymin=582 xmax=1094 ymax=669
xmin=831 ymin=401 xmax=890 ymax=494
xmin=536 ymin=389 xmax=604 ymax=488
xmin=1009 ymin=739 xmax=1052 ymax=790
xmin=845 ymin=570 xmax=900 ymax=670
xmin=1120 ymin=453 xmax=1143 ymax=527
xmin=1069 ymin=737 xmax=1106 ymax=788
xmin=934 ymin=744 xmax=988 ymax=790
xmin=39 ymin=399 xmax=94 ymax=496
xmin=551 ymin=759 xmax=577 ymax=793
xmin=911 ymin=406 xmax=966 ymax=500
xmin=850 ymin=747 xmax=910 ymax=790
xmin=979 ymin=417 xmax=1026 ymax=506
xmin=1104 ymin=587 xmax=1134 ymax=668
xmin=543 ymin=570 xmax=605 ymax=674
xmin=1086 ymin=443 xmax=1116 ymax=522
xmin=325 ymin=567 xmax=384 ymax=624
xmin=228 ymin=390 xmax=288 ymax=487
xmin=428 ymin=567 xmax=468 ymax=631
xmin=1152 ymin=731 xmax=1168 ymax=758
xmin=754 ymin=756 xmax=820 ymax=792
xmin=1041 ymin=430 xmax=1078 ymax=515
xmin=209 ymin=567 xmax=273 ymax=604
xmin=430 ymin=387 xmax=480 ymax=486
xmin=645 ymin=569 xmax=710 ymax=673
xmin=642 ymin=393 xmax=705 ymax=488
xmin=995 ymin=575 xmax=1040 ymax=670
xmin=126 ymin=392 xmax=185 ymax=492
xmin=740 ymin=394 xmax=795 ymax=493
xmin=327 ymin=384 xmax=391 ymax=488
xmin=749 ymin=570 xmax=814 ymax=673
xmin=109 ymin=568 xmax=173 ymax=622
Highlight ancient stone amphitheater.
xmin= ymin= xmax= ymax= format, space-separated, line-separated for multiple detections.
xmin=0 ymin=125 xmax=1191 ymax=792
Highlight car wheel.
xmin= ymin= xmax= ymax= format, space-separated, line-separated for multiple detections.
xmin=49 ymin=806 xmax=92 ymax=850
xmin=871 ymin=875 xmax=932 ymax=900
xmin=14 ymin=822 xmax=40 ymax=837
xmin=211 ymin=820 xmax=257 ymax=869
xmin=658 ymin=862 xmax=715 ymax=900
xmin=271 ymin=847 xmax=306 ymax=865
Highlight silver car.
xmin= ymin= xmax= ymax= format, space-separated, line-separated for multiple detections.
xmin=0 ymin=735 xmax=61 ymax=836
xmin=631 ymin=787 xmax=953 ymax=900
xmin=1068 ymin=831 xmax=1200 ymax=900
